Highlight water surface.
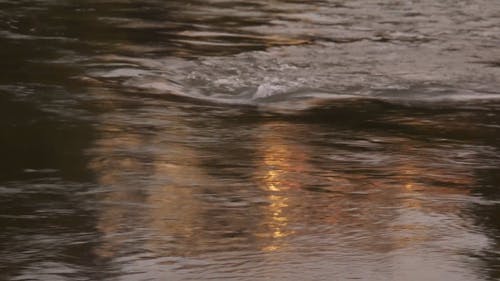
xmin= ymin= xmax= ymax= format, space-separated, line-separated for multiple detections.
xmin=1 ymin=1 xmax=500 ymax=280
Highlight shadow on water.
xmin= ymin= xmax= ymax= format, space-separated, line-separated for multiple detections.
xmin=0 ymin=91 xmax=111 ymax=280
xmin=0 ymin=93 xmax=94 ymax=182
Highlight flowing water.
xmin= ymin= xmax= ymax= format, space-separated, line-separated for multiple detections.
xmin=1 ymin=0 xmax=500 ymax=280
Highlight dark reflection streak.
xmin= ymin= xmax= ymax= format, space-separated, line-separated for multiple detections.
xmin=0 ymin=92 xmax=94 ymax=182
xmin=471 ymin=169 xmax=500 ymax=281
xmin=0 ymin=93 xmax=111 ymax=280
xmin=278 ymin=101 xmax=500 ymax=146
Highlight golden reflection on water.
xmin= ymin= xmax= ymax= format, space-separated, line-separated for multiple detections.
xmin=260 ymin=133 xmax=307 ymax=192
xmin=87 ymin=109 xmax=478 ymax=260
xmin=255 ymin=122 xmax=312 ymax=251
xmin=88 ymin=104 xmax=209 ymax=258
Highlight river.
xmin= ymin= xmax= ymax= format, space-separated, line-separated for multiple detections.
xmin=1 ymin=1 xmax=500 ymax=280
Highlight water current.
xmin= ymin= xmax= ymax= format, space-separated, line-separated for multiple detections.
xmin=1 ymin=1 xmax=500 ymax=280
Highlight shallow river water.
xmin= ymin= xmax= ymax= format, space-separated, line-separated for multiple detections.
xmin=1 ymin=1 xmax=500 ymax=280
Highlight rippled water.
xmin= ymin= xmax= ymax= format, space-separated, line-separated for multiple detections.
xmin=1 ymin=1 xmax=500 ymax=280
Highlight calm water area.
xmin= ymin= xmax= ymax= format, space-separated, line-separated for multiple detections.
xmin=1 ymin=0 xmax=500 ymax=280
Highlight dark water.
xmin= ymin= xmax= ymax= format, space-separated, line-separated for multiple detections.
xmin=1 ymin=1 xmax=500 ymax=280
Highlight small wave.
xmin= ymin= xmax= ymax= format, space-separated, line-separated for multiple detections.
xmin=81 ymin=31 xmax=500 ymax=111
xmin=84 ymin=66 xmax=500 ymax=111
xmin=116 ymin=75 xmax=500 ymax=112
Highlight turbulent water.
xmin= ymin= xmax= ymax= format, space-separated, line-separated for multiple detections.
xmin=1 ymin=1 xmax=500 ymax=280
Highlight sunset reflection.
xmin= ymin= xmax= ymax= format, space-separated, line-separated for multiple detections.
xmin=87 ymin=111 xmax=481 ymax=266
xmin=254 ymin=122 xmax=312 ymax=251
xmin=259 ymin=130 xmax=308 ymax=192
